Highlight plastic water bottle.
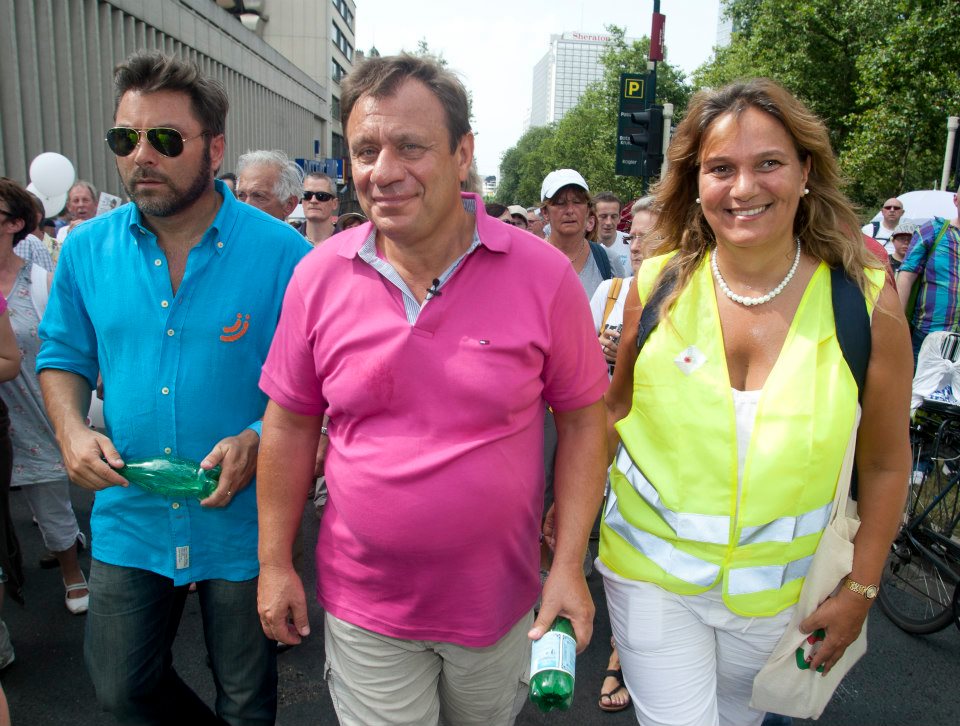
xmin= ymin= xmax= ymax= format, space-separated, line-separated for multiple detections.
xmin=117 ymin=457 xmax=221 ymax=499
xmin=529 ymin=616 xmax=576 ymax=712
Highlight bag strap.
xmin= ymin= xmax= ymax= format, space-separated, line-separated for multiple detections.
xmin=29 ymin=264 xmax=49 ymax=320
xmin=871 ymin=221 xmax=880 ymax=238
xmin=830 ymin=267 xmax=870 ymax=403
xmin=600 ymin=278 xmax=624 ymax=331
xmin=914 ymin=218 xmax=950 ymax=276
xmin=589 ymin=242 xmax=614 ymax=280
xmin=636 ymin=265 xmax=679 ymax=352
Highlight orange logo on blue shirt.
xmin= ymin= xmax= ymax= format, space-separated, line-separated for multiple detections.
xmin=220 ymin=313 xmax=250 ymax=342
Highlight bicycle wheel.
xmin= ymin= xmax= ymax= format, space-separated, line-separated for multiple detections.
xmin=878 ymin=532 xmax=956 ymax=634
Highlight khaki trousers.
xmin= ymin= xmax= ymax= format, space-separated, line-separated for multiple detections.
xmin=324 ymin=610 xmax=532 ymax=726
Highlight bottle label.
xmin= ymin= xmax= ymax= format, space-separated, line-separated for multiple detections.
xmin=530 ymin=630 xmax=576 ymax=678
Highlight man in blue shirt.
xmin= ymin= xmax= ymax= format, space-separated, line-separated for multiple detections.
xmin=37 ymin=51 xmax=310 ymax=725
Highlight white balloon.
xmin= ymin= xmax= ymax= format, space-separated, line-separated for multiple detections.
xmin=22 ymin=183 xmax=66 ymax=218
xmin=40 ymin=191 xmax=68 ymax=218
xmin=29 ymin=152 xmax=76 ymax=197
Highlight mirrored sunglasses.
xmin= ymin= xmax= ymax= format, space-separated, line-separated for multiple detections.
xmin=303 ymin=191 xmax=336 ymax=202
xmin=105 ymin=127 xmax=207 ymax=158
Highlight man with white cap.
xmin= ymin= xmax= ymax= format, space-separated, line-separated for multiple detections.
xmin=540 ymin=169 xmax=625 ymax=299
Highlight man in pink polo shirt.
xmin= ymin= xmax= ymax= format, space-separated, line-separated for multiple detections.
xmin=256 ymin=54 xmax=608 ymax=725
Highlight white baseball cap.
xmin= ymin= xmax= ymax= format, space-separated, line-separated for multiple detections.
xmin=541 ymin=169 xmax=589 ymax=201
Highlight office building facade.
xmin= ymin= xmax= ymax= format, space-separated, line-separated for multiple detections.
xmin=529 ymin=31 xmax=636 ymax=128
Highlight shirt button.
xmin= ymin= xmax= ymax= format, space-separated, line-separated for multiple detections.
xmin=161 ymin=387 xmax=170 ymax=395
xmin=161 ymin=300 xmax=169 ymax=308
xmin=163 ymin=447 xmax=172 ymax=454
xmin=167 ymin=329 xmax=175 ymax=337
xmin=217 ymin=241 xmax=224 ymax=249
xmin=154 ymin=258 xmax=163 ymax=267
xmin=172 ymin=502 xmax=180 ymax=510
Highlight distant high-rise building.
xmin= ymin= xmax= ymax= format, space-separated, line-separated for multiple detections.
xmin=528 ymin=31 xmax=637 ymax=128
xmin=716 ymin=1 xmax=735 ymax=47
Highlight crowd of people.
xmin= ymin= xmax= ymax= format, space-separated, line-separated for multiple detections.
xmin=0 ymin=45 xmax=943 ymax=726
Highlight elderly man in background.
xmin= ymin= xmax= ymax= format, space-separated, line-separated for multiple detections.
xmin=236 ymin=149 xmax=302 ymax=221
xmin=55 ymin=180 xmax=98 ymax=243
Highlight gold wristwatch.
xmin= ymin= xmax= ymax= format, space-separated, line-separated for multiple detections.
xmin=843 ymin=577 xmax=878 ymax=599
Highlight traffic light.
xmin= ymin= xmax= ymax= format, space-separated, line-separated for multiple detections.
xmin=629 ymin=107 xmax=664 ymax=176
xmin=615 ymin=73 xmax=664 ymax=179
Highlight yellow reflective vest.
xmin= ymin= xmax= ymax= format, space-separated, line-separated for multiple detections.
xmin=599 ymin=254 xmax=884 ymax=617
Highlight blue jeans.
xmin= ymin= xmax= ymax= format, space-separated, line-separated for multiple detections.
xmin=85 ymin=559 xmax=277 ymax=725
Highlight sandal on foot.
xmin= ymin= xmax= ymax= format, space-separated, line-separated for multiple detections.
xmin=598 ymin=668 xmax=630 ymax=713
xmin=64 ymin=573 xmax=89 ymax=615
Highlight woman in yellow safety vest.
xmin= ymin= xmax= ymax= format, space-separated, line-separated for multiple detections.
xmin=599 ymin=79 xmax=911 ymax=725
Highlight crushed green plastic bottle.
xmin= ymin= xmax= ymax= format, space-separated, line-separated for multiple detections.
xmin=529 ymin=616 xmax=576 ymax=712
xmin=117 ymin=457 xmax=221 ymax=499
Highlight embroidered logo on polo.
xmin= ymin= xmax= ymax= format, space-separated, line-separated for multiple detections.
xmin=220 ymin=313 xmax=250 ymax=342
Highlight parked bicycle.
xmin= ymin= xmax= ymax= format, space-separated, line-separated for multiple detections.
xmin=878 ymin=398 xmax=960 ymax=634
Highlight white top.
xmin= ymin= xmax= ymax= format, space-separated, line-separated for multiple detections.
xmin=732 ymin=387 xmax=762 ymax=518
xmin=589 ymin=276 xmax=634 ymax=334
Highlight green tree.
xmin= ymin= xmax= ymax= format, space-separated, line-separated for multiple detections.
xmin=496 ymin=125 xmax=556 ymax=206
xmin=693 ymin=0 xmax=960 ymax=211
xmin=497 ymin=26 xmax=692 ymax=206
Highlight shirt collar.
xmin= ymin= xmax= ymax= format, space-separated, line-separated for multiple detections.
xmin=336 ymin=191 xmax=514 ymax=260
xmin=127 ymin=179 xmax=237 ymax=254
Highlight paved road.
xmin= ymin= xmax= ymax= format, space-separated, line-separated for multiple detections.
xmin=2 ymin=486 xmax=957 ymax=725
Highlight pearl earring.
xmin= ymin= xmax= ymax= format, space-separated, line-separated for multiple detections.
xmin=803 ymin=188 xmax=810 ymax=195
xmin=695 ymin=197 xmax=701 ymax=204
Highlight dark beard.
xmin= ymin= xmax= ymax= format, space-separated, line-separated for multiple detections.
xmin=123 ymin=141 xmax=213 ymax=218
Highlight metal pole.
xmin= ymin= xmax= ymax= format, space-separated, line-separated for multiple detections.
xmin=661 ymin=102 xmax=674 ymax=176
xmin=941 ymin=116 xmax=959 ymax=191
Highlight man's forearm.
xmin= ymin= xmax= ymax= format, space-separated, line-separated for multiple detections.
xmin=257 ymin=400 xmax=324 ymax=568
xmin=896 ymin=271 xmax=918 ymax=313
xmin=38 ymin=368 xmax=94 ymax=443
xmin=551 ymin=400 xmax=607 ymax=568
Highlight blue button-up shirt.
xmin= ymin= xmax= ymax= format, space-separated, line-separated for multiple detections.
xmin=37 ymin=181 xmax=311 ymax=583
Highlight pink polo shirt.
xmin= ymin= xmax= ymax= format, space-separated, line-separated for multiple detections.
xmin=260 ymin=194 xmax=608 ymax=646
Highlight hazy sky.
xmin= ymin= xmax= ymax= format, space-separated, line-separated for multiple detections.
xmin=353 ymin=0 xmax=723 ymax=178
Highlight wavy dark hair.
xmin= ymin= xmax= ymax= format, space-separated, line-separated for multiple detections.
xmin=648 ymin=78 xmax=879 ymax=317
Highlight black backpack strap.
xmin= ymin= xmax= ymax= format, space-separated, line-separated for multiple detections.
xmin=637 ymin=265 xmax=679 ymax=352
xmin=870 ymin=221 xmax=880 ymax=239
xmin=831 ymin=266 xmax=871 ymax=500
xmin=831 ymin=266 xmax=871 ymax=402
xmin=589 ymin=242 xmax=613 ymax=280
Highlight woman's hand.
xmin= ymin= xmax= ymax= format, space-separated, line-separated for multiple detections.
xmin=798 ymin=587 xmax=871 ymax=675
xmin=599 ymin=326 xmax=621 ymax=365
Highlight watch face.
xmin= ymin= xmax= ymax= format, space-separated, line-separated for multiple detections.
xmin=865 ymin=584 xmax=879 ymax=599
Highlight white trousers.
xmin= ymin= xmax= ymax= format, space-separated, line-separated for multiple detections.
xmin=601 ymin=563 xmax=794 ymax=726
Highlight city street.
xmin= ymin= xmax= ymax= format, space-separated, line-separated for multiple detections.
xmin=2 ymin=485 xmax=957 ymax=726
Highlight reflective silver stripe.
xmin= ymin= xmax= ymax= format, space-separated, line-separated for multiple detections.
xmin=738 ymin=502 xmax=832 ymax=546
xmin=727 ymin=555 xmax=814 ymax=596
xmin=604 ymin=488 xmax=721 ymax=588
xmin=614 ymin=445 xmax=730 ymax=545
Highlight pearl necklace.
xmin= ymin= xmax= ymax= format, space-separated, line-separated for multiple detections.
xmin=711 ymin=239 xmax=801 ymax=307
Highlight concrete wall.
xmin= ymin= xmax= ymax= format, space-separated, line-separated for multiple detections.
xmin=0 ymin=0 xmax=328 ymax=197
